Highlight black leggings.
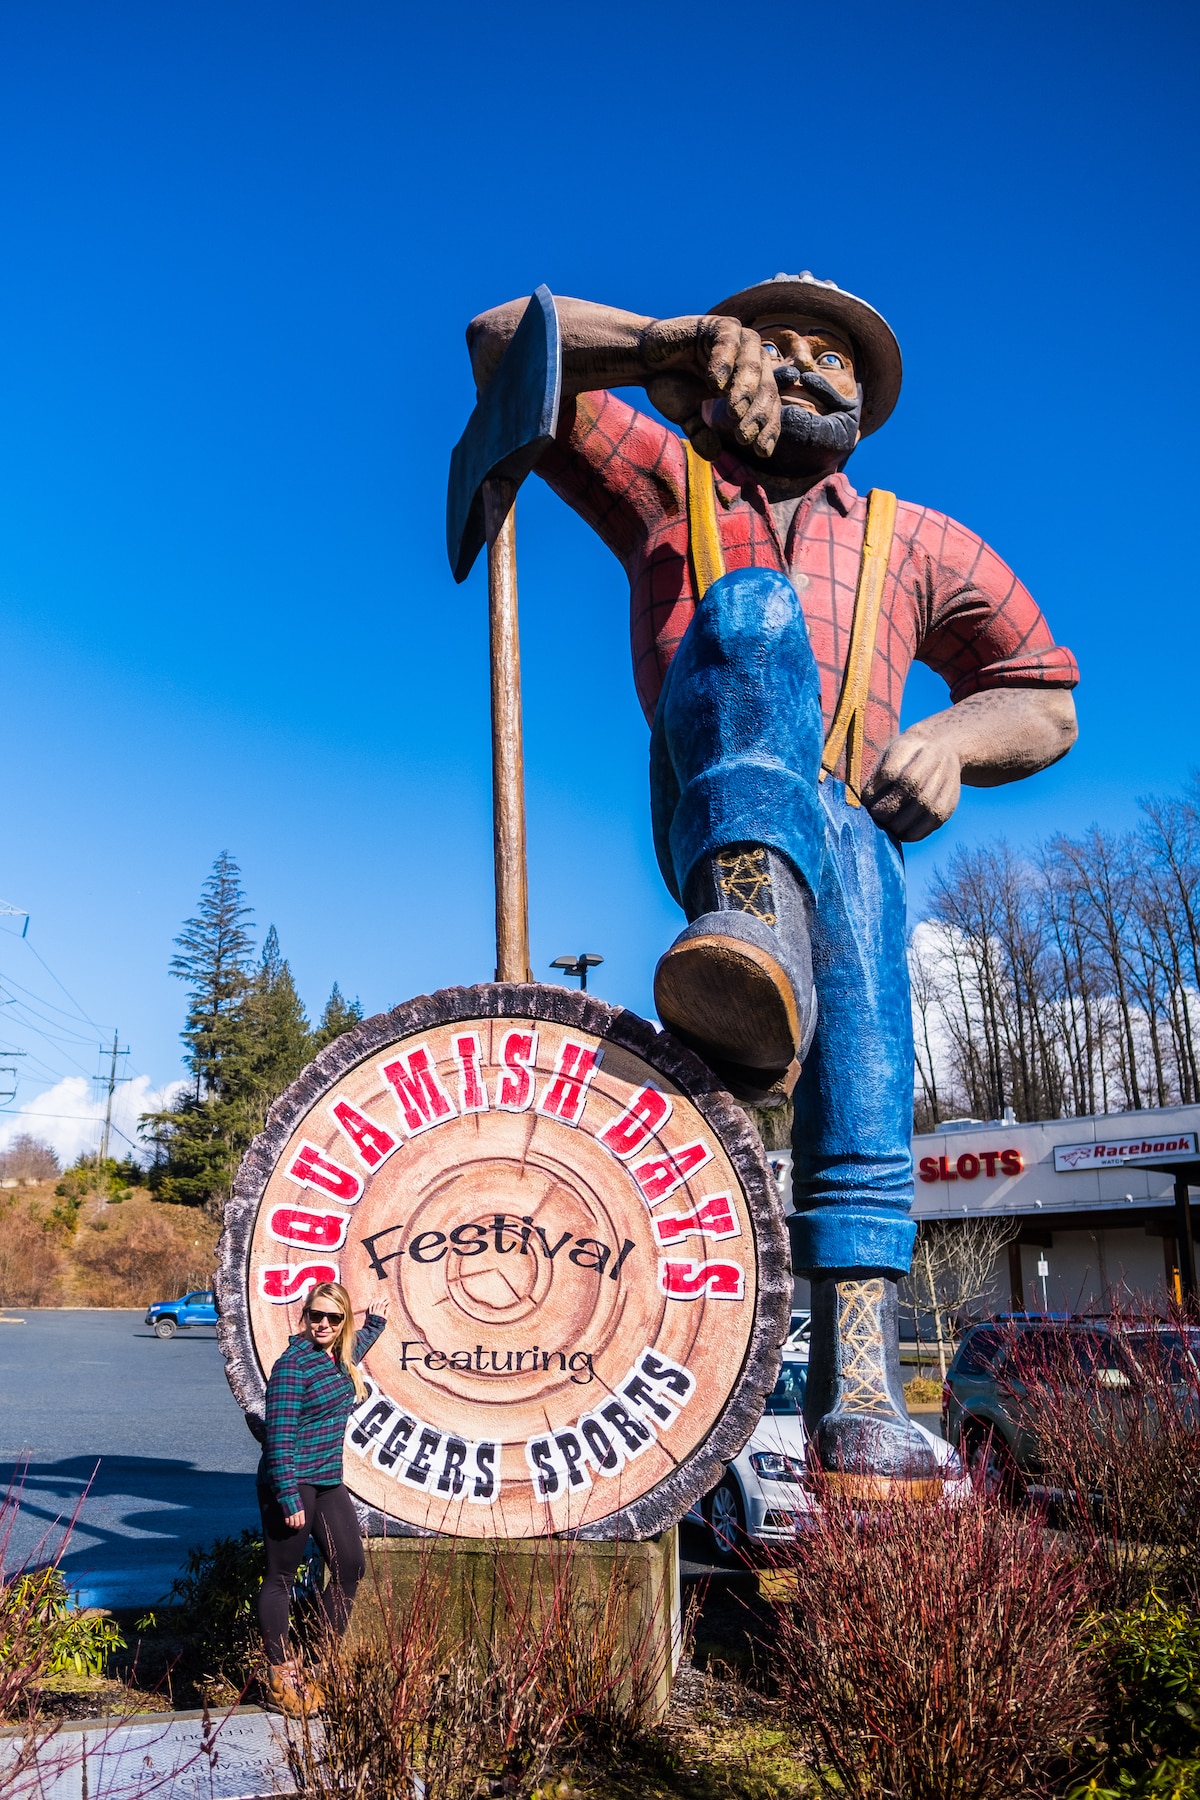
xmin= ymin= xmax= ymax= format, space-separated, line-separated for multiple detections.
xmin=257 ymin=1482 xmax=366 ymax=1665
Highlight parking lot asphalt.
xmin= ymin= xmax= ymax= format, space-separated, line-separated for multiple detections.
xmin=0 ymin=1309 xmax=261 ymax=1608
xmin=0 ymin=1313 xmax=950 ymax=1605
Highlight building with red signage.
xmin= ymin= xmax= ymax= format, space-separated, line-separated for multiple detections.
xmin=776 ymin=1105 xmax=1199 ymax=1316
xmin=911 ymin=1104 xmax=1199 ymax=1313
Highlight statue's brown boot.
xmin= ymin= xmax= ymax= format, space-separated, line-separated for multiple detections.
xmin=654 ymin=843 xmax=816 ymax=1101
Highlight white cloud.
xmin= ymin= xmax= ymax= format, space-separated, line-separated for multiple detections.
xmin=0 ymin=1073 xmax=184 ymax=1168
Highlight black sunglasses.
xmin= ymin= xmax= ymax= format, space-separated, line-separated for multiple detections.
xmin=305 ymin=1308 xmax=345 ymax=1325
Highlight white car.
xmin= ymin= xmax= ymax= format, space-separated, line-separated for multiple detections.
xmin=784 ymin=1309 xmax=811 ymax=1354
xmin=688 ymin=1357 xmax=968 ymax=1561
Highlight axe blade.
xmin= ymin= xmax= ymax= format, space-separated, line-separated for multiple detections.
xmin=446 ymin=285 xmax=562 ymax=584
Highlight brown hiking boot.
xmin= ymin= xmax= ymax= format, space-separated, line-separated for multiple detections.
xmin=262 ymin=1659 xmax=324 ymax=1716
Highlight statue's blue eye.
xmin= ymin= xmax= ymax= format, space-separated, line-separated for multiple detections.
xmin=818 ymin=352 xmax=844 ymax=368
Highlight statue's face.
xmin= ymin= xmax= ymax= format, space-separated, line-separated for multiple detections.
xmin=752 ymin=314 xmax=859 ymax=416
xmin=709 ymin=310 xmax=862 ymax=481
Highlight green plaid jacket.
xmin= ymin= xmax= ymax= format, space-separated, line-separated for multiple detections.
xmin=262 ymin=1316 xmax=385 ymax=1515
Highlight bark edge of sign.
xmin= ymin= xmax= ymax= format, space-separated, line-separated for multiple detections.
xmin=216 ymin=983 xmax=791 ymax=1541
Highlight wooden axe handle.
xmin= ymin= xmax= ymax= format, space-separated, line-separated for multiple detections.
xmin=483 ymin=477 xmax=531 ymax=982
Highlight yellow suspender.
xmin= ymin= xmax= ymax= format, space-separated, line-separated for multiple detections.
xmin=683 ymin=439 xmax=726 ymax=597
xmin=681 ymin=441 xmax=896 ymax=810
xmin=819 ymin=487 xmax=897 ymax=806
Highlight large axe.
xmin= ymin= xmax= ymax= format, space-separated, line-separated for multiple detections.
xmin=446 ymin=286 xmax=562 ymax=983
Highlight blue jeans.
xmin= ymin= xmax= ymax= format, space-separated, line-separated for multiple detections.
xmin=650 ymin=567 xmax=916 ymax=1278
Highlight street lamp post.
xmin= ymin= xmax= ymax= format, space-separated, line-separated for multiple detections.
xmin=550 ymin=954 xmax=604 ymax=992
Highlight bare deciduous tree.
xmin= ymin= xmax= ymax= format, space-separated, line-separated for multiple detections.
xmin=0 ymin=1134 xmax=60 ymax=1182
xmin=901 ymin=1217 xmax=1020 ymax=1378
xmin=910 ymin=777 xmax=1200 ymax=1128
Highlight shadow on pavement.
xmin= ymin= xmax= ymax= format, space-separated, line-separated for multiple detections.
xmin=0 ymin=1454 xmax=262 ymax=1607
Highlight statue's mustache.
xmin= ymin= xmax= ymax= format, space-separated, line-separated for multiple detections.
xmin=772 ymin=366 xmax=859 ymax=415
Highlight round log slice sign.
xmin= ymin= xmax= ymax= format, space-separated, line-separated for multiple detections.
xmin=217 ymin=984 xmax=790 ymax=1539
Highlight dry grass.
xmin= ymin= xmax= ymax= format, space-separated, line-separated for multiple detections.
xmin=68 ymin=1193 xmax=217 ymax=1307
xmin=0 ymin=1188 xmax=218 ymax=1309
xmin=554 ymin=1661 xmax=817 ymax=1798
xmin=0 ymin=1191 xmax=66 ymax=1307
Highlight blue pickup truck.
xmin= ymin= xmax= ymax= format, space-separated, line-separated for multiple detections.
xmin=144 ymin=1289 xmax=218 ymax=1338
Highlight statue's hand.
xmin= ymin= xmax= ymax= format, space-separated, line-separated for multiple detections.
xmin=640 ymin=316 xmax=781 ymax=461
xmin=861 ymin=727 xmax=962 ymax=842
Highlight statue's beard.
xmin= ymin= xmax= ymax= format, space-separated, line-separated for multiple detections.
xmin=724 ymin=368 xmax=863 ymax=481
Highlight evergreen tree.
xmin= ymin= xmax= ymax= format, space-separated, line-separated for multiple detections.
xmin=142 ymin=857 xmax=362 ymax=1210
xmin=311 ymin=982 xmax=364 ymax=1052
xmin=142 ymin=852 xmax=256 ymax=1208
xmin=246 ymin=925 xmax=312 ymax=1126
xmin=173 ymin=851 xmax=256 ymax=1103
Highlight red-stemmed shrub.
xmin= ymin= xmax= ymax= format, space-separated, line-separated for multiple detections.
xmin=284 ymin=1534 xmax=673 ymax=1799
xmin=1003 ymin=1302 xmax=1200 ymax=1608
xmin=765 ymin=1485 xmax=1098 ymax=1800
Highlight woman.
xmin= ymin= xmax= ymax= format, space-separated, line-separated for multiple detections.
xmin=257 ymin=1281 xmax=388 ymax=1713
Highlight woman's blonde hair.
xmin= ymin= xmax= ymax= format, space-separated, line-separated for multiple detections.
xmin=305 ymin=1281 xmax=367 ymax=1400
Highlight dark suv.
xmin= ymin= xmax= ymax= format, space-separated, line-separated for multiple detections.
xmin=943 ymin=1317 xmax=1199 ymax=1493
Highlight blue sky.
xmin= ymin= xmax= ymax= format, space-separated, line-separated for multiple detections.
xmin=0 ymin=0 xmax=1195 ymax=1157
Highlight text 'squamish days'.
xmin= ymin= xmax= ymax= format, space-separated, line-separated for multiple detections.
xmin=259 ymin=1030 xmax=751 ymax=1310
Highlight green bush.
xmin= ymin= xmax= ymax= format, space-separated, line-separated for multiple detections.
xmin=1095 ymin=1595 xmax=1200 ymax=1763
xmin=1069 ymin=1758 xmax=1200 ymax=1798
xmin=0 ymin=1567 xmax=124 ymax=1680
xmin=169 ymin=1529 xmax=265 ymax=1683
xmin=1067 ymin=1596 xmax=1200 ymax=1799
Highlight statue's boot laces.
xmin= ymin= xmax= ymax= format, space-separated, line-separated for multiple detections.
xmin=653 ymin=842 xmax=817 ymax=1105
xmin=803 ymin=1274 xmax=944 ymax=1495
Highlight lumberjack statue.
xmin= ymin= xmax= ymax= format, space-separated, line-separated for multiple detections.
xmin=468 ymin=275 xmax=1078 ymax=1487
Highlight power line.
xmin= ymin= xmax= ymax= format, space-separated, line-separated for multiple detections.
xmin=0 ymin=1002 xmax=98 ymax=1052
xmin=0 ymin=908 xmax=166 ymax=1145
xmin=0 ymin=1043 xmax=75 ymax=1087
xmin=0 ymin=1108 xmax=139 ymax=1151
xmin=0 ymin=910 xmax=125 ymax=1101
xmin=16 ymin=935 xmax=155 ymax=1091
xmin=21 ymin=939 xmax=105 ymax=1035
xmin=0 ymin=979 xmax=99 ymax=1036
xmin=0 ymin=969 xmax=103 ymax=1031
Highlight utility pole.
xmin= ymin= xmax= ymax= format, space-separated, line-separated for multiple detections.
xmin=98 ymin=1030 xmax=130 ymax=1163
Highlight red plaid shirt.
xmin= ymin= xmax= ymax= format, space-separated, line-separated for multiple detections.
xmin=539 ymin=392 xmax=1078 ymax=782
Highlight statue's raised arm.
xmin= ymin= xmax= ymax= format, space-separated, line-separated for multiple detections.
xmin=468 ymin=295 xmax=784 ymax=461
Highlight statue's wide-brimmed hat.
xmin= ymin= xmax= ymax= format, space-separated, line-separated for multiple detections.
xmin=707 ymin=272 xmax=902 ymax=437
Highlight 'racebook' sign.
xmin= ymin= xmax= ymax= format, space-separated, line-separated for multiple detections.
xmin=1053 ymin=1131 xmax=1198 ymax=1173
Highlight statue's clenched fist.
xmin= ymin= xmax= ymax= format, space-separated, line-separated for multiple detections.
xmin=862 ymin=729 xmax=962 ymax=842
xmin=862 ymin=689 xmax=1078 ymax=842
xmin=466 ymin=296 xmax=782 ymax=464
